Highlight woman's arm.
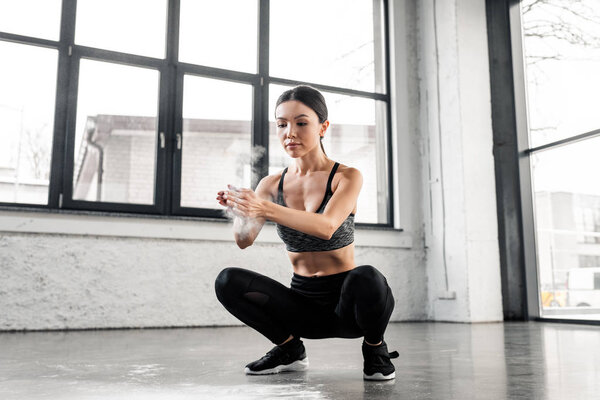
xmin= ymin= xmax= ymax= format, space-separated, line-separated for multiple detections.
xmin=226 ymin=167 xmax=362 ymax=240
xmin=231 ymin=214 xmax=265 ymax=249
xmin=217 ymin=176 xmax=275 ymax=249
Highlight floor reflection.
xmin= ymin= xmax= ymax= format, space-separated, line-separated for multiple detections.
xmin=1 ymin=322 xmax=598 ymax=399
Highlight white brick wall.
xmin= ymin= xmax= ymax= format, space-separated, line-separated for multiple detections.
xmin=0 ymin=231 xmax=426 ymax=331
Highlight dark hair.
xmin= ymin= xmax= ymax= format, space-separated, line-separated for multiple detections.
xmin=275 ymin=85 xmax=328 ymax=155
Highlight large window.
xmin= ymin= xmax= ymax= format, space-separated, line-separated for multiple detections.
xmin=0 ymin=0 xmax=392 ymax=225
xmin=520 ymin=0 xmax=600 ymax=320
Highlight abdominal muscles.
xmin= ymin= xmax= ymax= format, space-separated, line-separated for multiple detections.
xmin=289 ymin=243 xmax=356 ymax=277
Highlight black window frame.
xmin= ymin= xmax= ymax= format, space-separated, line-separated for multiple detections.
xmin=0 ymin=0 xmax=394 ymax=228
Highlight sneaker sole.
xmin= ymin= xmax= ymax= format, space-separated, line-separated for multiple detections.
xmin=363 ymin=371 xmax=395 ymax=381
xmin=244 ymin=358 xmax=309 ymax=375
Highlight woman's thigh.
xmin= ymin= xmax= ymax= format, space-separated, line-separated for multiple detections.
xmin=216 ymin=267 xmax=344 ymax=336
xmin=333 ymin=265 xmax=394 ymax=340
xmin=216 ymin=267 xmax=362 ymax=339
xmin=216 ymin=267 xmax=301 ymax=313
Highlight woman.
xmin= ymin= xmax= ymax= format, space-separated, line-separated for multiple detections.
xmin=215 ymin=86 xmax=397 ymax=380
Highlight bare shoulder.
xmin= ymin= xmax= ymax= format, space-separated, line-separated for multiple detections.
xmin=255 ymin=170 xmax=285 ymax=201
xmin=333 ymin=163 xmax=363 ymax=190
xmin=337 ymin=164 xmax=363 ymax=182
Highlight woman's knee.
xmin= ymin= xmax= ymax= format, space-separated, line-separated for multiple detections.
xmin=215 ymin=267 xmax=245 ymax=303
xmin=347 ymin=265 xmax=384 ymax=283
xmin=343 ymin=265 xmax=388 ymax=295
xmin=352 ymin=264 xmax=378 ymax=277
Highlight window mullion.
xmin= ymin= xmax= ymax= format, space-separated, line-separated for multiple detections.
xmin=252 ymin=0 xmax=270 ymax=188
xmin=163 ymin=0 xmax=181 ymax=215
xmin=382 ymin=0 xmax=394 ymax=225
xmin=48 ymin=0 xmax=77 ymax=209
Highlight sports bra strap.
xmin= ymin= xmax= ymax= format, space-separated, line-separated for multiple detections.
xmin=278 ymin=167 xmax=288 ymax=195
xmin=326 ymin=162 xmax=340 ymax=195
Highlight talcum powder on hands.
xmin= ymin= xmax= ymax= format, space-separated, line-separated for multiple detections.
xmin=222 ymin=185 xmax=263 ymax=240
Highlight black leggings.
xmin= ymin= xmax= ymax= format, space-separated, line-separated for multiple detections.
xmin=214 ymin=265 xmax=394 ymax=345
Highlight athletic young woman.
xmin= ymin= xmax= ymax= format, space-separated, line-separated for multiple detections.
xmin=214 ymin=86 xmax=398 ymax=380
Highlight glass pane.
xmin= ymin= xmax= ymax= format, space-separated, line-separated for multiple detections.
xmin=0 ymin=41 xmax=58 ymax=204
xmin=181 ymin=76 xmax=253 ymax=209
xmin=532 ymin=136 xmax=600 ymax=320
xmin=521 ymin=0 xmax=600 ymax=148
xmin=179 ymin=0 xmax=258 ymax=73
xmin=269 ymin=84 xmax=388 ymax=224
xmin=270 ymin=0 xmax=385 ymax=93
xmin=73 ymin=60 xmax=159 ymax=204
xmin=0 ymin=0 xmax=62 ymax=40
xmin=75 ymin=0 xmax=167 ymax=59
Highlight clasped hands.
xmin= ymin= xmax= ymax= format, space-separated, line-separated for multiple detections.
xmin=216 ymin=185 xmax=267 ymax=218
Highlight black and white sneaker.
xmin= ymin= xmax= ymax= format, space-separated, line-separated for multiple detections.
xmin=244 ymin=338 xmax=309 ymax=375
xmin=362 ymin=340 xmax=399 ymax=381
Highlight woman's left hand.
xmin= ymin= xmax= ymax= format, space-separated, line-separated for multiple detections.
xmin=224 ymin=185 xmax=267 ymax=218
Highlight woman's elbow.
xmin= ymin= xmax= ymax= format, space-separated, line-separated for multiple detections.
xmin=234 ymin=235 xmax=254 ymax=249
xmin=318 ymin=221 xmax=338 ymax=240
xmin=236 ymin=240 xmax=253 ymax=249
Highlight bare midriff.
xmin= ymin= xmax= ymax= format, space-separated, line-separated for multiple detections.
xmin=288 ymin=243 xmax=356 ymax=277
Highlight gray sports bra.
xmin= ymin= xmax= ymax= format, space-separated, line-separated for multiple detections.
xmin=275 ymin=162 xmax=355 ymax=253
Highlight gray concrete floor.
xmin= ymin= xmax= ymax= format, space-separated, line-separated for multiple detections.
xmin=1 ymin=322 xmax=599 ymax=400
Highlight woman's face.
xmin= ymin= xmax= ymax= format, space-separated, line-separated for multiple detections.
xmin=275 ymin=100 xmax=328 ymax=158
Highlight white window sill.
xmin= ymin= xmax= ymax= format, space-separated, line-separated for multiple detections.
xmin=0 ymin=209 xmax=412 ymax=249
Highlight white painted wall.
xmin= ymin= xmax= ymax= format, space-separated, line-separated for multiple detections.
xmin=0 ymin=213 xmax=425 ymax=330
xmin=0 ymin=0 xmax=504 ymax=330
xmin=416 ymin=0 xmax=503 ymax=322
